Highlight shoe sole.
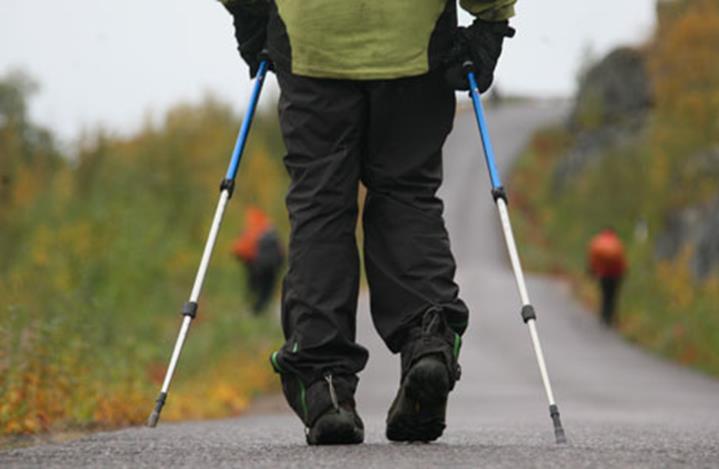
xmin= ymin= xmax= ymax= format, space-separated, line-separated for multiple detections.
xmin=386 ymin=357 xmax=450 ymax=442
xmin=306 ymin=410 xmax=364 ymax=445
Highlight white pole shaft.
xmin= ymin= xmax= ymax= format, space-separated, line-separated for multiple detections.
xmin=495 ymin=198 xmax=557 ymax=406
xmin=161 ymin=315 xmax=192 ymax=393
xmin=496 ymin=198 xmax=530 ymax=305
xmin=159 ymin=189 xmax=231 ymax=394
xmin=528 ymin=319 xmax=556 ymax=405
xmin=190 ymin=190 xmax=231 ymax=302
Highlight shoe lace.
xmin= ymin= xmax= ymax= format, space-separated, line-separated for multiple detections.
xmin=419 ymin=308 xmax=462 ymax=382
xmin=422 ymin=307 xmax=444 ymax=336
xmin=324 ymin=374 xmax=339 ymax=411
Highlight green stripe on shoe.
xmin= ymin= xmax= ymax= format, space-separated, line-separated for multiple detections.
xmin=453 ymin=333 xmax=462 ymax=359
xmin=271 ymin=351 xmax=284 ymax=373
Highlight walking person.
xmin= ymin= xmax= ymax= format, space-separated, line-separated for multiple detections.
xmin=232 ymin=206 xmax=284 ymax=314
xmin=588 ymin=228 xmax=627 ymax=327
xmin=221 ymin=0 xmax=516 ymax=444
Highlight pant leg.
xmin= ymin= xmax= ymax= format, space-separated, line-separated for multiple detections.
xmin=245 ymin=262 xmax=260 ymax=312
xmin=360 ymin=70 xmax=469 ymax=353
xmin=253 ymin=267 xmax=276 ymax=313
xmin=273 ymin=71 xmax=369 ymax=394
xmin=600 ymin=276 xmax=620 ymax=326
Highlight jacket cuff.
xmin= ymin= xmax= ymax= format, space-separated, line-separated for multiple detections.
xmin=219 ymin=0 xmax=269 ymax=17
xmin=460 ymin=0 xmax=516 ymax=21
xmin=477 ymin=5 xmax=515 ymax=21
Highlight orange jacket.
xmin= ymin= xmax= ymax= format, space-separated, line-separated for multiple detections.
xmin=232 ymin=207 xmax=271 ymax=263
xmin=588 ymin=230 xmax=626 ymax=278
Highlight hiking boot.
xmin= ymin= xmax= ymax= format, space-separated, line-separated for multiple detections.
xmin=306 ymin=402 xmax=364 ymax=445
xmin=306 ymin=374 xmax=364 ymax=445
xmin=386 ymin=355 xmax=450 ymax=442
xmin=386 ymin=308 xmax=461 ymax=442
xmin=269 ymin=352 xmax=364 ymax=446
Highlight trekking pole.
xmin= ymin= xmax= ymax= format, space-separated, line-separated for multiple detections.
xmin=147 ymin=59 xmax=270 ymax=428
xmin=464 ymin=62 xmax=567 ymax=444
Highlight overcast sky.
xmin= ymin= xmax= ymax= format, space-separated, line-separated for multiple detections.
xmin=1 ymin=0 xmax=656 ymax=141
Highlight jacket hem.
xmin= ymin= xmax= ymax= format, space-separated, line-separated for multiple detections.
xmin=287 ymin=64 xmax=433 ymax=81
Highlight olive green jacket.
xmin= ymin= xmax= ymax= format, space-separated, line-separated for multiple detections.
xmin=221 ymin=0 xmax=516 ymax=79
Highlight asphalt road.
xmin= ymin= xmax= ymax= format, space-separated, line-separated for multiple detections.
xmin=3 ymin=102 xmax=719 ymax=468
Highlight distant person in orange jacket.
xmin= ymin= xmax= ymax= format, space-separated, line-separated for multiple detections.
xmin=233 ymin=207 xmax=284 ymax=314
xmin=588 ymin=228 xmax=627 ymax=327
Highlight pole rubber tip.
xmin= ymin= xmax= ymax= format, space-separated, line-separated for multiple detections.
xmin=147 ymin=391 xmax=167 ymax=428
xmin=555 ymin=426 xmax=567 ymax=444
xmin=147 ymin=410 xmax=160 ymax=428
xmin=549 ymin=404 xmax=567 ymax=444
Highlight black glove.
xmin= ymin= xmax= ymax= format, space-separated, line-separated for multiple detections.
xmin=224 ymin=2 xmax=269 ymax=78
xmin=445 ymin=19 xmax=515 ymax=92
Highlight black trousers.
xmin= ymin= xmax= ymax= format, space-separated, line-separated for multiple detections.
xmin=272 ymin=69 xmax=469 ymax=405
xmin=599 ymin=276 xmax=621 ymax=326
xmin=247 ymin=263 xmax=279 ymax=314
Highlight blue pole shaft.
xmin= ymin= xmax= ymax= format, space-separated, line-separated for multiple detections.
xmin=467 ymin=71 xmax=503 ymax=190
xmin=225 ymin=60 xmax=270 ymax=182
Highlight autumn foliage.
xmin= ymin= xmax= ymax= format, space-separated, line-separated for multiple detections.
xmin=0 ymin=77 xmax=286 ymax=436
xmin=510 ymin=0 xmax=719 ymax=375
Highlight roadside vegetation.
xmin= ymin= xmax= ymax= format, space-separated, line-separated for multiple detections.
xmin=0 ymin=71 xmax=287 ymax=437
xmin=510 ymin=0 xmax=719 ymax=375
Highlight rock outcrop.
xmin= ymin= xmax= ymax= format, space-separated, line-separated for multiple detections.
xmin=656 ymin=147 xmax=719 ymax=279
xmin=553 ymin=47 xmax=652 ymax=192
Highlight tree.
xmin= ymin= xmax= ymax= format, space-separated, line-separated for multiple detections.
xmin=0 ymin=70 xmax=61 ymax=214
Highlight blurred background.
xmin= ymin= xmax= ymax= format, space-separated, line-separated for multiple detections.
xmin=1 ymin=0 xmax=655 ymax=139
xmin=1 ymin=0 xmax=717 ymax=440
